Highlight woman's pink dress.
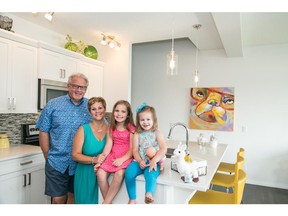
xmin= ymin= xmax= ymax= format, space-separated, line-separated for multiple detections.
xmin=100 ymin=124 xmax=135 ymax=172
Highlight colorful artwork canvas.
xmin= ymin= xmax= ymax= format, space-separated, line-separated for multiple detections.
xmin=189 ymin=87 xmax=235 ymax=131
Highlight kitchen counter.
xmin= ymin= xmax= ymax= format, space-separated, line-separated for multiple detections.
xmin=0 ymin=144 xmax=48 ymax=204
xmin=163 ymin=140 xmax=228 ymax=191
xmin=100 ymin=140 xmax=228 ymax=204
xmin=0 ymin=144 xmax=42 ymax=162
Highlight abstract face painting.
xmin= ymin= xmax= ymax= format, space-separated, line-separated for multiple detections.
xmin=189 ymin=87 xmax=235 ymax=131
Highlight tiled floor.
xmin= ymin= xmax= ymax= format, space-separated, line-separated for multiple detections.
xmin=213 ymin=183 xmax=288 ymax=204
xmin=243 ymin=184 xmax=288 ymax=204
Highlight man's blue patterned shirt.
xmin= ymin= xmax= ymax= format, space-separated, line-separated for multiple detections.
xmin=36 ymin=95 xmax=92 ymax=175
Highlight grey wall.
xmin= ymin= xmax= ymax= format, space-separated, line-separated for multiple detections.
xmin=131 ymin=38 xmax=288 ymax=189
xmin=132 ymin=38 xmax=195 ymax=133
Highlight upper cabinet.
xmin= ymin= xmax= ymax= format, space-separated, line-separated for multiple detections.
xmin=38 ymin=48 xmax=78 ymax=82
xmin=77 ymin=61 xmax=104 ymax=99
xmin=0 ymin=30 xmax=105 ymax=114
xmin=38 ymin=41 xmax=105 ymax=97
xmin=0 ymin=30 xmax=38 ymax=113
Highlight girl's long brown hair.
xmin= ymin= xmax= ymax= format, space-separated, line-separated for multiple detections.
xmin=110 ymin=100 xmax=135 ymax=133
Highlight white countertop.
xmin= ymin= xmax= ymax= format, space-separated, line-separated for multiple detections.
xmin=1 ymin=142 xmax=227 ymax=197
xmin=136 ymin=140 xmax=228 ymax=192
xmin=0 ymin=144 xmax=42 ymax=162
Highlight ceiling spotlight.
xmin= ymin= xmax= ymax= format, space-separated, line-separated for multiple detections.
xmin=100 ymin=33 xmax=107 ymax=45
xmin=115 ymin=42 xmax=121 ymax=51
xmin=44 ymin=12 xmax=54 ymax=22
xmin=108 ymin=41 xmax=115 ymax=48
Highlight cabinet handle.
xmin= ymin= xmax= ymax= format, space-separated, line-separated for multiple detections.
xmin=60 ymin=69 xmax=66 ymax=79
xmin=20 ymin=160 xmax=33 ymax=166
xmin=8 ymin=98 xmax=12 ymax=110
xmin=23 ymin=174 xmax=27 ymax=187
xmin=12 ymin=98 xmax=16 ymax=110
xmin=59 ymin=69 xmax=63 ymax=78
xmin=28 ymin=173 xmax=31 ymax=185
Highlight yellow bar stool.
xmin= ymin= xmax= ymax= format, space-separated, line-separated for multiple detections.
xmin=189 ymin=160 xmax=246 ymax=204
xmin=217 ymin=148 xmax=245 ymax=174
xmin=210 ymin=155 xmax=245 ymax=193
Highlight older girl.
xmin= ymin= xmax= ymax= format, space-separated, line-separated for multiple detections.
xmin=96 ymin=100 xmax=135 ymax=204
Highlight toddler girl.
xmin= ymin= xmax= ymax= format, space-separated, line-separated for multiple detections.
xmin=125 ymin=102 xmax=167 ymax=204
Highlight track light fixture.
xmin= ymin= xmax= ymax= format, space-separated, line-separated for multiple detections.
xmin=100 ymin=33 xmax=121 ymax=50
xmin=44 ymin=12 xmax=54 ymax=22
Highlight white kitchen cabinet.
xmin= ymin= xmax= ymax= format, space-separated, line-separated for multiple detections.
xmin=0 ymin=153 xmax=47 ymax=204
xmin=0 ymin=35 xmax=38 ymax=113
xmin=38 ymin=48 xmax=78 ymax=82
xmin=37 ymin=41 xmax=105 ymax=99
xmin=77 ymin=60 xmax=104 ymax=99
xmin=38 ymin=42 xmax=105 ymax=92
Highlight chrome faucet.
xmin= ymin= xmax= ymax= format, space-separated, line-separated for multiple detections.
xmin=167 ymin=122 xmax=190 ymax=154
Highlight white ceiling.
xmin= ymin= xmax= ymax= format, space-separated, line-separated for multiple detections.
xmin=11 ymin=12 xmax=288 ymax=57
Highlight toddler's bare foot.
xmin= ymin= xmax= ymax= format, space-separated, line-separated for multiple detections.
xmin=128 ymin=200 xmax=136 ymax=204
xmin=145 ymin=193 xmax=154 ymax=204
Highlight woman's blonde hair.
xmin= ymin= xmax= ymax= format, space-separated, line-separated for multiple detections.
xmin=88 ymin=97 xmax=106 ymax=111
xmin=135 ymin=105 xmax=158 ymax=133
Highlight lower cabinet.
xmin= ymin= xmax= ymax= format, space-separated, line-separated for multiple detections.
xmin=0 ymin=154 xmax=48 ymax=204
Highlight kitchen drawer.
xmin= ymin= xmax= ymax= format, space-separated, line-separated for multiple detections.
xmin=0 ymin=153 xmax=45 ymax=176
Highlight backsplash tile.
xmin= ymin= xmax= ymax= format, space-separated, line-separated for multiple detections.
xmin=0 ymin=113 xmax=39 ymax=145
xmin=0 ymin=112 xmax=111 ymax=145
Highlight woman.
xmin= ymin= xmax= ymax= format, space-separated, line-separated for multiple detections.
xmin=72 ymin=97 xmax=108 ymax=204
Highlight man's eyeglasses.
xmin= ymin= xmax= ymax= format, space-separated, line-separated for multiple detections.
xmin=69 ymin=84 xmax=87 ymax=91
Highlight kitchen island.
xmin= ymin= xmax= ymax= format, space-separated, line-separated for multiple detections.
xmin=99 ymin=141 xmax=228 ymax=204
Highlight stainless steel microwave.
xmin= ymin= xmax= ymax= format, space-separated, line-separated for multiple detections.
xmin=38 ymin=79 xmax=68 ymax=110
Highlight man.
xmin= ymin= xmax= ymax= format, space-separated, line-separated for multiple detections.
xmin=36 ymin=73 xmax=92 ymax=204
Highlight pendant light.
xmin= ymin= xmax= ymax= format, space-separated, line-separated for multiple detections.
xmin=193 ymin=24 xmax=201 ymax=86
xmin=167 ymin=28 xmax=178 ymax=76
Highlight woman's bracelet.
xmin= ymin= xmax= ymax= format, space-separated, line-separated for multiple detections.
xmin=91 ymin=156 xmax=95 ymax=165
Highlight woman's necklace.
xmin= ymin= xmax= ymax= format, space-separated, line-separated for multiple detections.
xmin=94 ymin=121 xmax=104 ymax=132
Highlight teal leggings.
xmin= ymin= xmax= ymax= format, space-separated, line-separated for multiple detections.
xmin=125 ymin=160 xmax=160 ymax=200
